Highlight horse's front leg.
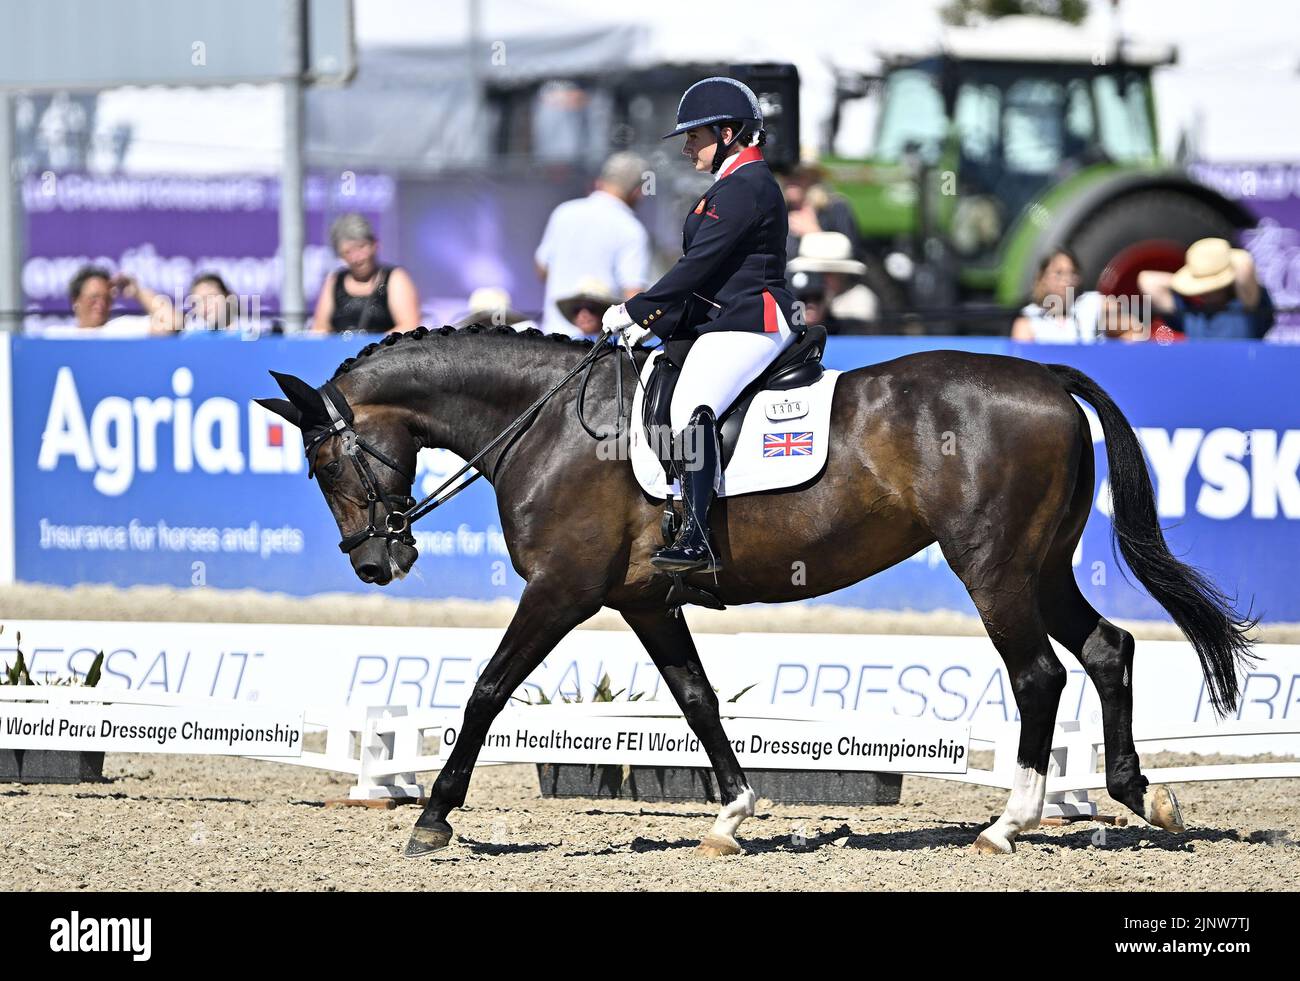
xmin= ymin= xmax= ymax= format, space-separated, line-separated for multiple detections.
xmin=622 ymin=606 xmax=755 ymax=858
xmin=405 ymin=578 xmax=599 ymax=858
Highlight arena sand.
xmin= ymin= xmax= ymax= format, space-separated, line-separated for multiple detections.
xmin=2 ymin=752 xmax=1298 ymax=892
xmin=1 ymin=582 xmax=1296 ymax=891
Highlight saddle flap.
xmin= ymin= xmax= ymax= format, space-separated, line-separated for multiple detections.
xmin=639 ymin=326 xmax=828 ymax=478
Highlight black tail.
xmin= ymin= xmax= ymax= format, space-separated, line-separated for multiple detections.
xmin=1048 ymin=364 xmax=1258 ymax=717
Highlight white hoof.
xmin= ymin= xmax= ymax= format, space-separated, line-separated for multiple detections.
xmin=973 ymin=830 xmax=1014 ymax=855
xmin=1144 ymin=785 xmax=1185 ymax=833
xmin=696 ymin=833 xmax=744 ymax=858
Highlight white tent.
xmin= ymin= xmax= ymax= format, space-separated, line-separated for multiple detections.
xmin=33 ymin=0 xmax=1300 ymax=174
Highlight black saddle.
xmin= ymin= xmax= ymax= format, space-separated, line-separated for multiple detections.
xmin=640 ymin=324 xmax=827 ymax=476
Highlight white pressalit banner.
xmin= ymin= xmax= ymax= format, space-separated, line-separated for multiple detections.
xmin=0 ymin=700 xmax=303 ymax=756
xmin=2 ymin=619 xmax=1298 ymax=754
xmin=469 ymin=715 xmax=969 ymax=773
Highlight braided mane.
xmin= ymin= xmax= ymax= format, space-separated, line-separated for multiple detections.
xmin=330 ymin=324 xmax=598 ymax=380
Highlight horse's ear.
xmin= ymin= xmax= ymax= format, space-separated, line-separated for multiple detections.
xmin=254 ymin=397 xmax=302 ymax=428
xmin=269 ymin=370 xmax=326 ymax=418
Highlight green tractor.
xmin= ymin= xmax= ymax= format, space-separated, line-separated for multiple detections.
xmin=823 ymin=16 xmax=1253 ymax=329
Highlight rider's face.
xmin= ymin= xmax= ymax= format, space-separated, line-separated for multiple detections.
xmin=682 ymin=127 xmax=717 ymax=172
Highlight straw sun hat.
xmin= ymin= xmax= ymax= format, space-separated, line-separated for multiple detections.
xmin=555 ymin=277 xmax=621 ymax=325
xmin=1170 ymin=238 xmax=1248 ymax=297
xmin=786 ymin=231 xmax=867 ymax=278
xmin=452 ymin=286 xmax=529 ymax=328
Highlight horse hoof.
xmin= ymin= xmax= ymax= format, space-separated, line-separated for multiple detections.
xmin=973 ymin=831 xmax=1013 ymax=855
xmin=403 ymin=821 xmax=453 ymax=858
xmin=1145 ymin=785 xmax=1185 ymax=833
xmin=695 ymin=834 xmax=744 ymax=858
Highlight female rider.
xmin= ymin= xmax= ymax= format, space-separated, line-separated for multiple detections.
xmin=603 ymin=77 xmax=799 ymax=573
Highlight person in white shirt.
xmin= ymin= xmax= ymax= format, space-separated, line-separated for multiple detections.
xmin=34 ymin=265 xmax=180 ymax=338
xmin=534 ymin=152 xmax=651 ymax=338
xmin=1011 ymin=249 xmax=1103 ymax=344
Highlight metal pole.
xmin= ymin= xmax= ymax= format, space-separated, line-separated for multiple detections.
xmin=467 ymin=0 xmax=485 ymax=163
xmin=0 ymin=92 xmax=23 ymax=334
xmin=280 ymin=0 xmax=306 ymax=332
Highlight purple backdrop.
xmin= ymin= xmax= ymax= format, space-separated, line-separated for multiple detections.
xmin=20 ymin=170 xmax=595 ymax=329
xmin=1191 ymin=162 xmax=1300 ymax=334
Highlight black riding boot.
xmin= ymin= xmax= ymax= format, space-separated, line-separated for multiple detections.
xmin=652 ymin=405 xmax=722 ymax=574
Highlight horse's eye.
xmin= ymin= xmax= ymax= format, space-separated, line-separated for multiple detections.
xmin=323 ymin=459 xmax=343 ymax=480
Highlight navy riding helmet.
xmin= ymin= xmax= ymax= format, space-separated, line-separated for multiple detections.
xmin=664 ymin=77 xmax=764 ymax=174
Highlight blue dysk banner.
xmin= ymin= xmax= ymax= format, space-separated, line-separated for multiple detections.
xmin=6 ymin=335 xmax=1294 ymax=621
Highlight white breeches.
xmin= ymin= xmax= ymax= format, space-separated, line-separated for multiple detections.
xmin=670 ymin=313 xmax=797 ymax=433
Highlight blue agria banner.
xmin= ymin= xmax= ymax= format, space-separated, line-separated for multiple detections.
xmin=9 ymin=336 xmax=515 ymax=602
xmin=7 ymin=335 xmax=1300 ymax=622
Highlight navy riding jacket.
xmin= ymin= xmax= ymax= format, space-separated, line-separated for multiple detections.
xmin=625 ymin=146 xmax=798 ymax=341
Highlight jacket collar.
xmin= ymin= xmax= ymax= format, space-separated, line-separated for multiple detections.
xmin=715 ymin=144 xmax=764 ymax=181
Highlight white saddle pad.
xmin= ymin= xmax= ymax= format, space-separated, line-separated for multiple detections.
xmin=628 ymin=349 xmax=842 ymax=500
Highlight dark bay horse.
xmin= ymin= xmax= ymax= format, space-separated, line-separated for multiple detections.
xmin=258 ymin=325 xmax=1254 ymax=858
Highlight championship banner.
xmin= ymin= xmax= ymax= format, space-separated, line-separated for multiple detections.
xmin=464 ymin=714 xmax=970 ymax=773
xmin=0 ymin=696 xmax=303 ymax=756
xmin=3 ymin=620 xmax=1298 ymax=755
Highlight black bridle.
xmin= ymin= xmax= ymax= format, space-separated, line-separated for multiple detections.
xmin=308 ymin=329 xmax=625 ymax=555
xmin=305 ymin=384 xmax=419 ymax=554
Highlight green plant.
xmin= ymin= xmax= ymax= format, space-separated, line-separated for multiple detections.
xmin=511 ymin=672 xmax=649 ymax=706
xmin=0 ymin=626 xmax=103 ymax=687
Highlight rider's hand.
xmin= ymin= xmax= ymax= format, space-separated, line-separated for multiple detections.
xmin=601 ymin=302 xmax=633 ymax=334
xmin=621 ymin=322 xmax=652 ymax=347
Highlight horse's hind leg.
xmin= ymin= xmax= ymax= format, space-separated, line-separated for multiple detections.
xmin=621 ymin=607 xmax=755 ymax=857
xmin=942 ymin=531 xmax=1066 ymax=853
xmin=969 ymin=590 xmax=1067 ymax=855
xmin=1039 ymin=564 xmax=1184 ymax=833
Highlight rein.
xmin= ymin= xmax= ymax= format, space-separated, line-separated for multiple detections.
xmin=314 ymin=329 xmax=619 ymax=554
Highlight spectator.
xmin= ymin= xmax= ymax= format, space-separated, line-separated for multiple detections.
xmin=184 ymin=273 xmax=246 ymax=333
xmin=554 ymin=277 xmax=620 ymax=338
xmin=788 ymin=270 xmax=842 ymax=333
xmin=36 ymin=265 xmax=179 ymax=337
xmin=786 ymin=232 xmax=877 ymax=325
xmin=451 ymin=287 xmax=536 ymax=331
xmin=535 ymin=152 xmax=650 ymax=337
xmin=312 ymin=213 xmax=420 ymax=335
xmin=1011 ymin=249 xmax=1104 ymax=344
xmin=1137 ymin=238 xmax=1274 ymax=340
xmin=782 ymin=158 xmax=863 ymax=261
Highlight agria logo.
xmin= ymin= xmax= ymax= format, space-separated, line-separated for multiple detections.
xmin=38 ymin=366 xmax=304 ymax=495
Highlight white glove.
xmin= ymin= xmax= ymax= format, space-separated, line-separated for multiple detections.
xmin=601 ymin=302 xmax=633 ymax=334
xmin=621 ymin=321 xmax=652 ymax=347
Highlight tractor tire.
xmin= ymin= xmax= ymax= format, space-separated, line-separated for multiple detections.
xmin=1067 ymin=190 xmax=1237 ymax=295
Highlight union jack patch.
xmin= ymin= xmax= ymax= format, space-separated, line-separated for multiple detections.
xmin=763 ymin=432 xmax=814 ymax=457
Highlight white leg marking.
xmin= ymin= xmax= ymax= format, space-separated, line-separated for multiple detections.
xmin=709 ymin=786 xmax=756 ymax=844
xmin=982 ymin=765 xmax=1046 ymax=852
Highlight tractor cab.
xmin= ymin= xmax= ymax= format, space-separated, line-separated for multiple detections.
xmin=874 ymin=48 xmax=1163 ymax=257
xmin=824 ymin=17 xmax=1253 ymax=323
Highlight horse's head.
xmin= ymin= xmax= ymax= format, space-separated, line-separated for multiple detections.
xmin=257 ymin=370 xmax=420 ymax=585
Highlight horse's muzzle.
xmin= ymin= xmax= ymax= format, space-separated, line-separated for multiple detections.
xmin=350 ymin=537 xmax=418 ymax=585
